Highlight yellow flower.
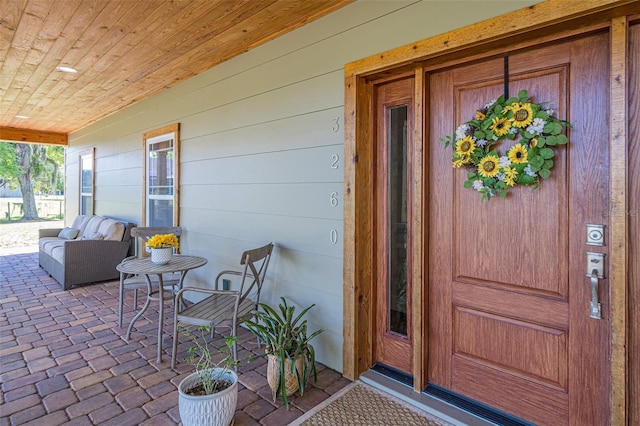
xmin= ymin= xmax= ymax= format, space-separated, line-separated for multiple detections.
xmin=504 ymin=175 xmax=516 ymax=187
xmin=504 ymin=166 xmax=518 ymax=180
xmin=453 ymin=156 xmax=469 ymax=168
xmin=455 ymin=136 xmax=476 ymax=157
xmin=530 ymin=138 xmax=538 ymax=148
xmin=507 ymin=143 xmax=528 ymax=164
xmin=478 ymin=155 xmax=500 ymax=178
xmin=147 ymin=233 xmax=179 ymax=249
xmin=490 ymin=117 xmax=511 ymax=136
xmin=475 ymin=110 xmax=486 ymax=121
xmin=510 ymin=102 xmax=534 ymax=128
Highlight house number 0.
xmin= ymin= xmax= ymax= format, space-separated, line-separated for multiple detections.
xmin=330 ymin=229 xmax=338 ymax=244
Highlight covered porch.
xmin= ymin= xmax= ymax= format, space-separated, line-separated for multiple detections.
xmin=0 ymin=251 xmax=350 ymax=425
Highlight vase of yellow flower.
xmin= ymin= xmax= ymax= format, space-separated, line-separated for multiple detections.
xmin=146 ymin=233 xmax=179 ymax=265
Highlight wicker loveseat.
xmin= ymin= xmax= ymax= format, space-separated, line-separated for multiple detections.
xmin=39 ymin=215 xmax=134 ymax=290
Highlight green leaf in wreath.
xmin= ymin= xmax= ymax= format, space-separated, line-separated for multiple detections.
xmin=520 ymin=174 xmax=535 ymax=185
xmin=467 ymin=172 xmax=477 ymax=179
xmin=545 ymin=136 xmax=557 ymax=146
xmin=543 ymin=159 xmax=554 ymax=169
xmin=550 ymin=122 xmax=563 ymax=134
xmin=539 ymin=169 xmax=551 ymax=179
xmin=463 ymin=180 xmax=473 ymax=189
xmin=536 ymin=137 xmax=546 ymax=147
xmin=540 ymin=148 xmax=554 ymax=159
xmin=474 ymin=130 xmax=484 ymax=139
xmin=536 ymin=110 xmax=550 ymax=120
xmin=530 ymin=156 xmax=545 ymax=168
xmin=517 ymin=89 xmax=528 ymax=101
xmin=556 ymin=134 xmax=568 ymax=145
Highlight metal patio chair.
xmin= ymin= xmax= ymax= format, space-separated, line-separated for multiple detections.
xmin=117 ymin=226 xmax=182 ymax=328
xmin=171 ymin=242 xmax=274 ymax=369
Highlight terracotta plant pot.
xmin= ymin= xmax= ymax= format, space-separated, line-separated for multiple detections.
xmin=266 ymin=353 xmax=304 ymax=402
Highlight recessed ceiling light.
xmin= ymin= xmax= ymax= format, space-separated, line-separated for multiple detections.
xmin=15 ymin=115 xmax=29 ymax=119
xmin=56 ymin=66 xmax=78 ymax=73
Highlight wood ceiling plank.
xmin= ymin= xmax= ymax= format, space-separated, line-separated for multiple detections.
xmin=0 ymin=0 xmax=26 ymax=63
xmin=82 ymin=0 xmax=340 ymax=111
xmin=75 ymin=1 xmax=259 ymax=108
xmin=71 ymin=0 xmax=166 ymax=77
xmin=4 ymin=1 xmax=82 ymax=121
xmin=19 ymin=0 xmax=114 ymax=129
xmin=125 ymin=0 xmax=349 ymax=90
xmin=0 ymin=0 xmax=353 ymax=133
xmin=0 ymin=0 xmax=45 ymax=93
xmin=63 ymin=0 xmax=269 ymax=115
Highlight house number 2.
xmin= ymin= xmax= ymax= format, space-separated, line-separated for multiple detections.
xmin=331 ymin=154 xmax=339 ymax=169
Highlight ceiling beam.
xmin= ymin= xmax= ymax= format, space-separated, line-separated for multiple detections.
xmin=0 ymin=127 xmax=67 ymax=145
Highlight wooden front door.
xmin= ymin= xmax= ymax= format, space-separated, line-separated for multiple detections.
xmin=428 ymin=33 xmax=611 ymax=425
xmin=373 ymin=77 xmax=414 ymax=374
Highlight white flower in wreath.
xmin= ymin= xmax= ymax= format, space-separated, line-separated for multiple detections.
xmin=526 ymin=117 xmax=546 ymax=135
xmin=524 ymin=164 xmax=537 ymax=177
xmin=499 ymin=156 xmax=511 ymax=168
xmin=476 ymin=138 xmax=488 ymax=148
xmin=472 ymin=180 xmax=485 ymax=191
xmin=455 ymin=124 xmax=470 ymax=140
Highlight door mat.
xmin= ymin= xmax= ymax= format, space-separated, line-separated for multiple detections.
xmin=289 ymin=381 xmax=454 ymax=426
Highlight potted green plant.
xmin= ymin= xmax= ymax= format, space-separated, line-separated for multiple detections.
xmin=177 ymin=325 xmax=239 ymax=426
xmin=243 ymin=297 xmax=324 ymax=408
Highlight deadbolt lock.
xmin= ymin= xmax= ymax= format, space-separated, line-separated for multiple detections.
xmin=586 ymin=224 xmax=605 ymax=246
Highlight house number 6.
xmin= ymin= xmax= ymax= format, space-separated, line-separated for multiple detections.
xmin=330 ymin=192 xmax=339 ymax=207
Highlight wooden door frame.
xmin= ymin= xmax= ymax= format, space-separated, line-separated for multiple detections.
xmin=343 ymin=1 xmax=637 ymax=424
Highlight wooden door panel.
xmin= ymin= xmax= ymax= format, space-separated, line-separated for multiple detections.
xmin=451 ymin=357 xmax=568 ymax=426
xmin=428 ymin=32 xmax=610 ymax=425
xmin=453 ymin=68 xmax=569 ymax=296
xmin=452 ymin=283 xmax=568 ymax=330
xmin=454 ymin=308 xmax=568 ymax=388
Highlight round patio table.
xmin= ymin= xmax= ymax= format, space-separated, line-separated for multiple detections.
xmin=116 ymin=254 xmax=207 ymax=363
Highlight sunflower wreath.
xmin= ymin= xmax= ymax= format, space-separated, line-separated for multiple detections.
xmin=441 ymin=89 xmax=572 ymax=201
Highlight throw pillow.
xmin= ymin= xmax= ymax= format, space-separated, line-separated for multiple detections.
xmin=81 ymin=231 xmax=104 ymax=240
xmin=58 ymin=227 xmax=80 ymax=240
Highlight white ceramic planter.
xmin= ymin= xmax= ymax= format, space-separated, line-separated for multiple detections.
xmin=151 ymin=247 xmax=172 ymax=265
xmin=178 ymin=369 xmax=238 ymax=426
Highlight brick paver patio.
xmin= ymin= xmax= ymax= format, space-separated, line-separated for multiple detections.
xmin=0 ymin=252 xmax=351 ymax=425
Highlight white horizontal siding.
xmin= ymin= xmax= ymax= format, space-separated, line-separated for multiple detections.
xmin=67 ymin=0 xmax=541 ymax=372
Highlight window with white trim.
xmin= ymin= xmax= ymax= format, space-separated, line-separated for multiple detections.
xmin=143 ymin=124 xmax=179 ymax=226
xmin=79 ymin=148 xmax=94 ymax=215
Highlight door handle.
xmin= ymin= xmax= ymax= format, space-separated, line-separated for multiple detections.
xmin=586 ymin=252 xmax=605 ymax=320
xmin=588 ymin=269 xmax=602 ymax=319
